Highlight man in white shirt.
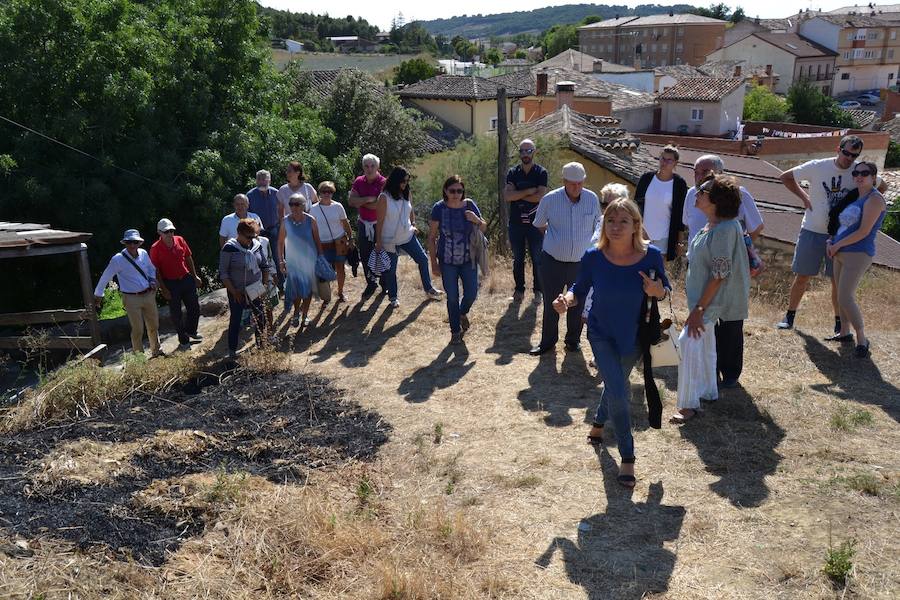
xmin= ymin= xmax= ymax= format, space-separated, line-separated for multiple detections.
xmin=682 ymin=154 xmax=764 ymax=256
xmin=94 ymin=229 xmax=162 ymax=357
xmin=219 ymin=193 xmax=262 ymax=247
xmin=776 ymin=135 xmax=885 ymax=332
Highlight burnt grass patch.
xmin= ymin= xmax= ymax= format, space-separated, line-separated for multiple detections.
xmin=0 ymin=367 xmax=391 ymax=565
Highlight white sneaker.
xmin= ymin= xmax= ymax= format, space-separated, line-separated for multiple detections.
xmin=426 ymin=288 xmax=445 ymax=301
xmin=390 ymin=298 xmax=400 ymax=308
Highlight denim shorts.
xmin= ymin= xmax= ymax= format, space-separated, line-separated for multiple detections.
xmin=322 ymin=247 xmax=347 ymax=264
xmin=791 ymin=229 xmax=833 ymax=277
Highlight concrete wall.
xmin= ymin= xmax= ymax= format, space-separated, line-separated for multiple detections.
xmin=519 ymin=96 xmax=613 ymax=122
xmin=408 ymin=97 xmax=517 ymax=136
xmin=833 ymin=64 xmax=899 ymax=94
xmin=798 ymin=18 xmax=840 ymax=52
xmin=594 ymin=71 xmax=656 ymax=93
xmin=660 ymin=86 xmax=744 ymax=137
xmin=615 ymin=106 xmax=656 ymax=133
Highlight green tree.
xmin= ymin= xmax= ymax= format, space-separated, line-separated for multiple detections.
xmin=394 ymin=57 xmax=438 ymax=85
xmin=513 ymin=49 xmax=527 ymax=59
xmin=542 ymin=24 xmax=578 ymax=57
xmin=787 ymin=80 xmax=858 ymax=128
xmin=580 ymin=15 xmax=603 ymax=25
xmin=886 ymin=140 xmax=900 ymax=168
xmin=452 ymin=37 xmax=477 ymax=61
xmin=731 ymin=7 xmax=746 ymax=23
xmin=691 ymin=3 xmax=731 ymax=20
xmin=483 ymin=48 xmax=503 ymax=66
xmin=743 ymin=85 xmax=789 ymax=121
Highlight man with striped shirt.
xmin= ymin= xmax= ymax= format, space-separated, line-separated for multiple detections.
xmin=529 ymin=162 xmax=601 ymax=356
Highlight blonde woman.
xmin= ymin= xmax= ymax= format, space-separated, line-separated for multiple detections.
xmin=553 ymin=198 xmax=669 ymax=488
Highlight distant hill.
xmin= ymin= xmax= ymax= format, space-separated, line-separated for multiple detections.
xmin=420 ymin=4 xmax=701 ymax=37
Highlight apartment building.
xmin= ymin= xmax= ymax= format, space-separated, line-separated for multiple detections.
xmin=578 ymin=13 xmax=726 ymax=68
xmin=708 ymin=32 xmax=836 ymax=95
xmin=799 ymin=13 xmax=900 ymax=94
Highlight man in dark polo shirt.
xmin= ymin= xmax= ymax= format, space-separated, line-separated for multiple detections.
xmin=504 ymin=138 xmax=548 ymax=302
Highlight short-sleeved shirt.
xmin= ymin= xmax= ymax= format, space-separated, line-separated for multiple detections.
xmin=431 ymin=199 xmax=482 ymax=265
xmin=246 ymin=186 xmax=281 ymax=229
xmin=685 ymin=219 xmax=750 ymax=323
xmin=572 ymin=246 xmax=669 ymax=355
xmin=311 ymin=201 xmax=349 ymax=242
xmin=533 ymin=186 xmax=601 ymax=262
xmin=219 ymin=212 xmax=262 ymax=241
xmin=352 ymin=173 xmax=386 ymax=222
xmin=683 ymin=186 xmax=764 ymax=252
xmin=277 ymin=182 xmax=317 ymax=214
xmin=506 ymin=163 xmax=548 ymax=224
xmin=149 ymin=235 xmax=192 ymax=281
xmin=790 ymin=158 xmax=855 ymax=234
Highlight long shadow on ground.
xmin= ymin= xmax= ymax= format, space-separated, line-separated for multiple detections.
xmin=798 ymin=331 xmax=900 ymax=423
xmin=485 ymin=298 xmax=539 ymax=365
xmin=398 ymin=342 xmax=474 ymax=403
xmin=0 ymin=366 xmax=391 ymax=565
xmin=677 ymin=387 xmax=784 ymax=507
xmin=536 ymin=449 xmax=685 ymax=599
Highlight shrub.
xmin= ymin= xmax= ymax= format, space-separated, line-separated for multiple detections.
xmin=823 ymin=539 xmax=855 ymax=587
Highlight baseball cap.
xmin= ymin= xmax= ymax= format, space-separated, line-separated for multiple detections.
xmin=562 ymin=162 xmax=587 ymax=183
xmin=157 ymin=218 xmax=176 ymax=232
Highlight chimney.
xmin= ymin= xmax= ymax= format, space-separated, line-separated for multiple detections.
xmin=536 ymin=72 xmax=548 ymax=96
xmin=669 ymin=9 xmax=674 ymax=17
xmin=734 ymin=64 xmax=742 ymax=77
xmin=556 ymin=81 xmax=575 ymax=109
xmin=765 ymin=64 xmax=773 ymax=75
xmin=593 ymin=59 xmax=604 ymax=73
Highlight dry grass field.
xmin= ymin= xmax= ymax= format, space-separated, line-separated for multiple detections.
xmin=1 ymin=256 xmax=898 ymax=599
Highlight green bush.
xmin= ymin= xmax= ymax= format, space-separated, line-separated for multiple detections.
xmin=98 ymin=287 xmax=126 ymax=321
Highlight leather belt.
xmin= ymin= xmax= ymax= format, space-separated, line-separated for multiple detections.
xmin=122 ymin=288 xmax=151 ymax=295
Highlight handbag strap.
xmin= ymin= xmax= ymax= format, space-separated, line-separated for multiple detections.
xmin=120 ymin=250 xmax=151 ymax=284
xmin=318 ymin=204 xmax=339 ymax=242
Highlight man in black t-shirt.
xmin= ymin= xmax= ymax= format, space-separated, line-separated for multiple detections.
xmin=504 ymin=138 xmax=549 ymax=302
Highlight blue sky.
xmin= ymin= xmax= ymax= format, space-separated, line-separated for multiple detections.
xmin=260 ymin=1 xmax=865 ymax=31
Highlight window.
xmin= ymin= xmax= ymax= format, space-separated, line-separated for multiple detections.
xmin=868 ymin=31 xmax=878 ymax=40
xmin=890 ymin=49 xmax=895 ymax=58
xmin=890 ymin=73 xmax=895 ymax=80
xmin=675 ymin=42 xmax=683 ymax=53
xmin=847 ymin=32 xmax=854 ymax=41
xmin=691 ymin=108 xmax=704 ymax=121
xmin=892 ymin=30 xmax=897 ymax=40
xmin=489 ymin=117 xmax=498 ymax=130
xmin=661 ymin=43 xmax=668 ymax=52
xmin=841 ymin=73 xmax=850 ymax=80
xmin=651 ymin=43 xmax=657 ymax=52
xmin=854 ymin=29 xmax=867 ymax=41
xmin=677 ymin=26 xmax=684 ymax=37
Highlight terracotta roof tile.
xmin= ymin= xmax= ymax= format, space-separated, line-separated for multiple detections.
xmin=657 ymin=77 xmax=744 ymax=102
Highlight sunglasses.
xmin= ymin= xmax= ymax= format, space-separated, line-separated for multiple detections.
xmin=125 ymin=241 xmax=141 ymax=245
xmin=320 ymin=190 xmax=334 ymax=194
xmin=161 ymin=230 xmax=175 ymax=235
xmin=519 ymin=148 xmax=535 ymax=155
xmin=841 ymin=148 xmax=861 ymax=159
xmin=289 ymin=202 xmax=303 ymax=207
xmin=851 ymin=169 xmax=872 ymax=177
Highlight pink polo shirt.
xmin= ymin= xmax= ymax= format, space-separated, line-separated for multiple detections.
xmin=351 ymin=173 xmax=385 ymax=221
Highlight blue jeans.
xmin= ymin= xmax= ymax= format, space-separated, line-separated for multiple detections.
xmin=509 ymin=220 xmax=543 ymax=293
xmin=440 ymin=262 xmax=478 ymax=333
xmin=227 ymin=290 xmax=265 ymax=353
xmin=588 ymin=333 xmax=639 ymax=460
xmin=385 ymin=237 xmax=434 ymax=300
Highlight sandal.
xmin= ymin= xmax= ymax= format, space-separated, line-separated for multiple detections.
xmin=669 ymin=409 xmax=698 ymax=425
xmin=617 ymin=457 xmax=636 ymax=489
xmin=586 ymin=422 xmax=603 ymax=446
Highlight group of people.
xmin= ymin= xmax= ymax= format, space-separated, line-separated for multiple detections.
xmin=93 ymin=135 xmax=887 ymax=486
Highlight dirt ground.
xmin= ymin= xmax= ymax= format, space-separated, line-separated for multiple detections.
xmin=1 ymin=256 xmax=899 ymax=599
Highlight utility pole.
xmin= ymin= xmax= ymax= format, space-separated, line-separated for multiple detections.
xmin=497 ymin=86 xmax=510 ymax=254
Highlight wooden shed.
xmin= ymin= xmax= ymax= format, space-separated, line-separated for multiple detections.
xmin=0 ymin=222 xmax=101 ymax=351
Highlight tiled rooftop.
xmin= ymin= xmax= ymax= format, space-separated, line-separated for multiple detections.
xmin=492 ymin=68 xmax=657 ymax=112
xmin=398 ymin=75 xmax=530 ymax=100
xmin=699 ymin=60 xmax=779 ymax=81
xmin=751 ymin=32 xmax=837 ymax=58
xmin=580 ymin=13 xmax=726 ymax=29
xmin=534 ymin=49 xmax=603 ymax=74
xmin=811 ymin=13 xmax=890 ymax=27
xmin=657 ymin=77 xmax=744 ymax=102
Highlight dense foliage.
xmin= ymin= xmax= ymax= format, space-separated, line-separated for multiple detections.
xmin=394 ymin=58 xmax=439 ymax=85
xmin=689 ymin=3 xmax=745 ymax=23
xmin=419 ymin=4 xmax=699 ymax=38
xmin=743 ymin=85 xmax=790 ymax=122
xmin=0 ymin=0 xmax=431 ymax=311
xmin=256 ymin=3 xmax=378 ymax=52
xmin=787 ymin=80 xmax=858 ymax=129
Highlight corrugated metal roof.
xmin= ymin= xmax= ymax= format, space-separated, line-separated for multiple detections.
xmin=0 ymin=222 xmax=92 ymax=251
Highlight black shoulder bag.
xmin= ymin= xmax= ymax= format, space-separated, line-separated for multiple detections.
xmin=637 ymin=276 xmax=663 ymax=430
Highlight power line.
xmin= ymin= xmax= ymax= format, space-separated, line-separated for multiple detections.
xmin=0 ymin=114 xmax=177 ymax=189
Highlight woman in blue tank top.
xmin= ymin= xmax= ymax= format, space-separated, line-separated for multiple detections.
xmin=826 ymin=161 xmax=886 ymax=358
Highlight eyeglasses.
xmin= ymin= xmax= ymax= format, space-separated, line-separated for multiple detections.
xmin=851 ymin=169 xmax=872 ymax=177
xmin=841 ymin=148 xmax=861 ymax=159
xmin=519 ymin=148 xmax=535 ymax=155
xmin=320 ymin=190 xmax=334 ymax=195
xmin=125 ymin=241 xmax=141 ymax=245
xmin=289 ymin=202 xmax=303 ymax=207
xmin=446 ymin=187 xmax=464 ymax=194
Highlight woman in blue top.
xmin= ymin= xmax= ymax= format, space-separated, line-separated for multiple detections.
xmin=827 ymin=161 xmax=887 ymax=358
xmin=428 ymin=175 xmax=487 ymax=345
xmin=277 ymin=193 xmax=323 ymax=329
xmin=553 ymin=198 xmax=669 ymax=488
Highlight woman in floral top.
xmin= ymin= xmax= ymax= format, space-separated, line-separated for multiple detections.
xmin=673 ymin=175 xmax=750 ymax=423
